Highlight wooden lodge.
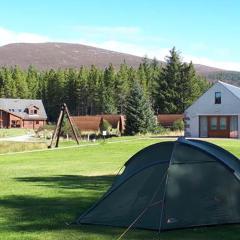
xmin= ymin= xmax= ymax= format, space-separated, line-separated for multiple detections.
xmin=157 ymin=114 xmax=183 ymax=128
xmin=71 ymin=114 xmax=125 ymax=134
xmin=0 ymin=98 xmax=47 ymax=129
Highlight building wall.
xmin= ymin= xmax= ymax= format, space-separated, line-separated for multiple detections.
xmin=0 ymin=110 xmax=9 ymax=128
xmin=9 ymin=114 xmax=23 ymax=128
xmin=23 ymin=120 xmax=45 ymax=129
xmin=185 ymin=82 xmax=240 ymax=138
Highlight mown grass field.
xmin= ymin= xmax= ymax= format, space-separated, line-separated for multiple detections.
xmin=1 ymin=138 xmax=240 ymax=240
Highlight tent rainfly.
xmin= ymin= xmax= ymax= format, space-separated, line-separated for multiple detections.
xmin=77 ymin=137 xmax=240 ymax=231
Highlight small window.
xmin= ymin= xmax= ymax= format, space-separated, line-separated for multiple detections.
xmin=18 ymin=109 xmax=22 ymax=112
xmin=34 ymin=109 xmax=38 ymax=114
xmin=215 ymin=92 xmax=221 ymax=104
xmin=30 ymin=110 xmax=34 ymax=115
xmin=220 ymin=117 xmax=227 ymax=130
xmin=210 ymin=117 xmax=217 ymax=130
xmin=36 ymin=121 xmax=39 ymax=124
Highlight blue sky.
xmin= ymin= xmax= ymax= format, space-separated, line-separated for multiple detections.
xmin=0 ymin=0 xmax=240 ymax=70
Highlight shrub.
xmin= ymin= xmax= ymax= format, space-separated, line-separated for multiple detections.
xmin=172 ymin=119 xmax=184 ymax=131
xmin=100 ymin=120 xmax=112 ymax=133
xmin=152 ymin=124 xmax=167 ymax=134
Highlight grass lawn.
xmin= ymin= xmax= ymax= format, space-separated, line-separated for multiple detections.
xmin=1 ymin=138 xmax=240 ymax=239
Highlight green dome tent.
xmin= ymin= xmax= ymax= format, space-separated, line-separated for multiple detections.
xmin=77 ymin=137 xmax=240 ymax=231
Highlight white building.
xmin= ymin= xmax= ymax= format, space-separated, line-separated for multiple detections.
xmin=184 ymin=81 xmax=240 ymax=138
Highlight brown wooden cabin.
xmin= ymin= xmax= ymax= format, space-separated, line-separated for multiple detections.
xmin=70 ymin=116 xmax=102 ymax=133
xmin=98 ymin=114 xmax=125 ymax=134
xmin=71 ymin=114 xmax=125 ymax=134
xmin=0 ymin=98 xmax=47 ymax=129
xmin=157 ymin=114 xmax=183 ymax=128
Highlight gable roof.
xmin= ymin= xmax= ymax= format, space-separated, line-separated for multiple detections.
xmin=219 ymin=81 xmax=240 ymax=100
xmin=185 ymin=81 xmax=240 ymax=113
xmin=0 ymin=98 xmax=47 ymax=120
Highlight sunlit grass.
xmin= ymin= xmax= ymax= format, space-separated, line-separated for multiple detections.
xmin=0 ymin=138 xmax=240 ymax=239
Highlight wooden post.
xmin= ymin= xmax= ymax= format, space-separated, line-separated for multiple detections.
xmin=48 ymin=103 xmax=80 ymax=148
xmin=64 ymin=103 xmax=80 ymax=144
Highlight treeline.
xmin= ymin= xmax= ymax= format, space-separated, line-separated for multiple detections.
xmin=0 ymin=47 xmax=210 ymax=121
xmin=206 ymin=71 xmax=240 ymax=86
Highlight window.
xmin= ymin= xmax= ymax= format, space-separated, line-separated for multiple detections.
xmin=30 ymin=110 xmax=34 ymax=115
xmin=220 ymin=117 xmax=227 ymax=130
xmin=36 ymin=121 xmax=39 ymax=124
xmin=215 ymin=92 xmax=221 ymax=104
xmin=210 ymin=117 xmax=217 ymax=130
xmin=34 ymin=109 xmax=38 ymax=114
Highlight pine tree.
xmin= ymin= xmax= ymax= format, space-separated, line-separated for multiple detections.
xmin=26 ymin=65 xmax=39 ymax=99
xmin=3 ymin=67 xmax=17 ymax=98
xmin=75 ymin=66 xmax=89 ymax=115
xmin=115 ymin=63 xmax=129 ymax=113
xmin=87 ymin=65 xmax=102 ymax=115
xmin=177 ymin=62 xmax=201 ymax=112
xmin=12 ymin=66 xmax=28 ymax=98
xmin=156 ymin=47 xmax=182 ymax=113
xmin=125 ymin=80 xmax=156 ymax=135
xmin=101 ymin=64 xmax=117 ymax=114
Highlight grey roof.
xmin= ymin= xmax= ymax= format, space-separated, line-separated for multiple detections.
xmin=0 ymin=98 xmax=47 ymax=120
xmin=219 ymin=81 xmax=240 ymax=100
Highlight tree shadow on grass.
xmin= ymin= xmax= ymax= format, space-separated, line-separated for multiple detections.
xmin=1 ymin=175 xmax=113 ymax=232
xmin=2 ymin=175 xmax=240 ymax=239
xmin=15 ymin=175 xmax=115 ymax=191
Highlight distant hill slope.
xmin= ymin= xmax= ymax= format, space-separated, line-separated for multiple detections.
xmin=0 ymin=42 xmax=143 ymax=69
xmin=0 ymin=42 xmax=240 ymax=84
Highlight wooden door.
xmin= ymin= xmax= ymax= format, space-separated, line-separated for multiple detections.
xmin=199 ymin=116 xmax=208 ymax=137
xmin=208 ymin=116 xmax=230 ymax=138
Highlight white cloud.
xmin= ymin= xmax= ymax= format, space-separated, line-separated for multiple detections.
xmin=183 ymin=54 xmax=240 ymax=71
xmin=0 ymin=27 xmax=49 ymax=46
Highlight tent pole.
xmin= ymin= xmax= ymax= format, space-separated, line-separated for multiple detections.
xmin=157 ymin=171 xmax=170 ymax=239
xmin=115 ymin=168 xmax=170 ymax=240
xmin=157 ymin=142 xmax=177 ymax=239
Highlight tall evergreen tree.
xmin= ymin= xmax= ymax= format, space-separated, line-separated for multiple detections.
xmin=101 ymin=64 xmax=117 ymax=113
xmin=115 ymin=63 xmax=129 ymax=113
xmin=3 ymin=67 xmax=17 ymax=98
xmin=26 ymin=65 xmax=39 ymax=98
xmin=86 ymin=65 xmax=102 ymax=114
xmin=156 ymin=47 xmax=182 ymax=113
xmin=177 ymin=62 xmax=201 ymax=112
xmin=125 ymin=80 xmax=156 ymax=135
xmin=12 ymin=66 xmax=28 ymax=98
